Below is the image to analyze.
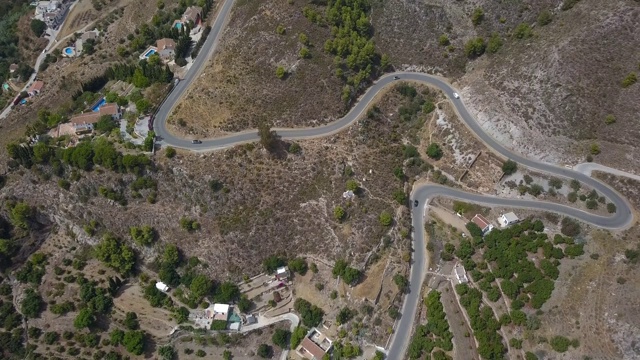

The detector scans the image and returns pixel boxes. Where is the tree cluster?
[320,0,385,101]
[332,259,361,285]
[294,298,324,327]
[95,234,136,275]
[105,61,173,88]
[407,290,453,359]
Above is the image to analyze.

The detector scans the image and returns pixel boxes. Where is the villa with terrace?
[35,0,71,29]
[70,102,121,127]
[156,38,176,61]
[28,81,44,97]
[173,6,203,29]
[140,38,178,62]
[296,328,333,360]
[62,30,100,57]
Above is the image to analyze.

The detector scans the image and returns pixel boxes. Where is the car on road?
[393,76,400,80]
[191,140,202,144]
[453,92,460,99]
[414,200,419,207]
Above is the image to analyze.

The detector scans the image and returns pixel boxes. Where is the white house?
[155,282,169,292]
[453,264,468,284]
[499,212,519,227]
[212,303,230,321]
[276,266,290,281]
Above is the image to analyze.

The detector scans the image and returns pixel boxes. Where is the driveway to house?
[241,312,300,360]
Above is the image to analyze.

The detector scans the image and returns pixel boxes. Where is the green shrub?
[622,72,637,88]
[604,114,616,125]
[487,33,503,54]
[537,10,553,26]
[464,37,486,58]
[513,23,533,39]
[502,160,518,175]
[379,211,393,226]
[471,7,484,26]
[165,147,176,158]
[550,335,571,352]
[393,189,407,204]
[426,143,443,160]
[438,34,450,46]
[276,66,286,79]
[561,0,582,11]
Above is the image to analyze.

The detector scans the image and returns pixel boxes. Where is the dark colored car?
[191,140,202,144]
[393,76,400,80]
[414,200,419,207]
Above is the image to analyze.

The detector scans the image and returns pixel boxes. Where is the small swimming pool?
[63,46,75,56]
[92,98,106,112]
[143,48,157,58]
[20,99,27,105]
[174,22,183,30]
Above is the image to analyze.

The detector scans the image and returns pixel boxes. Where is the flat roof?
[213,303,229,313]
[503,212,519,221]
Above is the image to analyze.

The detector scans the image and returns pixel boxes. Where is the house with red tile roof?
[471,214,494,235]
[69,103,121,127]
[28,81,44,97]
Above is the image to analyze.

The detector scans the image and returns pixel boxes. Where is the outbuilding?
[155,282,169,292]
[499,212,519,227]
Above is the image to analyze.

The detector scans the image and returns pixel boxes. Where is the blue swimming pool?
[143,48,157,58]
[174,22,183,30]
[63,46,76,57]
[92,98,106,112]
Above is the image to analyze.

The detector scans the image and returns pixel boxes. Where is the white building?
[276,266,290,281]
[212,303,230,321]
[155,282,169,292]
[499,212,519,227]
[453,264,468,284]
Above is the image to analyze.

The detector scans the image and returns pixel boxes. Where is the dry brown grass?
[113,284,177,338]
[168,0,344,138]
[352,254,388,302]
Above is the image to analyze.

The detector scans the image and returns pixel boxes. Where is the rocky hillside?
[373,0,640,169]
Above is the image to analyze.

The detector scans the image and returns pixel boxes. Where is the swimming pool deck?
[139,46,158,60]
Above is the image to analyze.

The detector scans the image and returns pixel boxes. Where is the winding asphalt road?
[153,0,634,358]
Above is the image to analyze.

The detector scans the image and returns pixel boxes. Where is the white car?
[453,92,460,99]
